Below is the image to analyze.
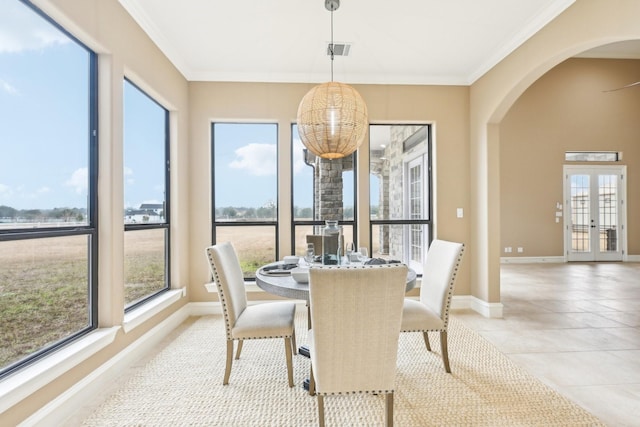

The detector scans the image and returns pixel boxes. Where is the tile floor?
[455,262,640,427]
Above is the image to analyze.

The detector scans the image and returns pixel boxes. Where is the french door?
[564,165,626,262]
[405,155,427,271]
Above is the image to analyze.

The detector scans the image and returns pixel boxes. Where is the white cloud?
[0,1,69,54]
[124,166,135,185]
[292,138,308,175]
[65,168,88,194]
[229,143,276,176]
[36,186,50,194]
[0,78,18,95]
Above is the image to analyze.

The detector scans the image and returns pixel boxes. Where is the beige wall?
[6,0,640,424]
[188,82,471,302]
[501,58,640,257]
[4,0,190,424]
[470,0,640,302]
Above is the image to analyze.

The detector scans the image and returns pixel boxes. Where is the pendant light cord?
[330,8,334,82]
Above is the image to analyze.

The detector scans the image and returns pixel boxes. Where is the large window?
[0,0,98,377]
[212,123,278,279]
[369,124,432,274]
[123,79,170,309]
[291,124,356,257]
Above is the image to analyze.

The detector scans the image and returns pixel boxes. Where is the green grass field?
[0,233,165,369]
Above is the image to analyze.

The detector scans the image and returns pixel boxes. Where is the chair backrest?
[309,264,407,394]
[420,240,465,326]
[206,242,248,339]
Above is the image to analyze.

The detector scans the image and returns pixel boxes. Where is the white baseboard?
[450,295,473,310]
[23,305,191,427]
[188,301,221,316]
[451,295,503,318]
[502,255,640,263]
[501,256,565,264]
[470,297,504,318]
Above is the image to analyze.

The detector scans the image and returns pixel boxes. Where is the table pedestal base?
[299,345,311,391]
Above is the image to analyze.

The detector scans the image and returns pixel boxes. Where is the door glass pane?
[599,175,617,252]
[371,223,427,275]
[570,174,590,252]
[408,161,423,263]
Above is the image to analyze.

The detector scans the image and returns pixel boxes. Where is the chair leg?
[440,330,451,373]
[422,331,432,351]
[309,366,316,396]
[284,337,294,387]
[235,339,243,360]
[223,340,234,385]
[385,392,394,427]
[317,394,325,427]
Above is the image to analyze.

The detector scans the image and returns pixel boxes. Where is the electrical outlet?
[504,247,512,253]
[517,247,523,253]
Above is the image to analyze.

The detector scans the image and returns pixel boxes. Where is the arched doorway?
[469,0,640,317]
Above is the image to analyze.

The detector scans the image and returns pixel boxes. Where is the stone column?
[315,158,344,221]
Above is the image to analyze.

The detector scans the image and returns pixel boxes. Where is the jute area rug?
[80,312,604,426]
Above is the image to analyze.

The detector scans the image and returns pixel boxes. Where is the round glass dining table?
[255,262,417,301]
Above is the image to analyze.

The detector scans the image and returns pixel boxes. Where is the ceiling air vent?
[327,43,351,56]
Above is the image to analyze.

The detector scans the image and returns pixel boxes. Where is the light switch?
[456,208,463,218]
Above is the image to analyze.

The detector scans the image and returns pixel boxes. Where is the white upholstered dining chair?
[400,239,464,373]
[307,264,407,427]
[206,242,297,387]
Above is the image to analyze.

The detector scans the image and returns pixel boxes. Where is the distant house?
[125,203,164,223]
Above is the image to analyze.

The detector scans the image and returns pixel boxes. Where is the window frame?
[0,0,99,378]
[210,122,279,281]
[368,124,433,275]
[290,123,358,255]
[122,78,171,312]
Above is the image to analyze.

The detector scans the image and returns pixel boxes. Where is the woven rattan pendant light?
[296,0,368,159]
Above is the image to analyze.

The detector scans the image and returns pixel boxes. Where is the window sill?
[123,288,185,333]
[0,326,120,414]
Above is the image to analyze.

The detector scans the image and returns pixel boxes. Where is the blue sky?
[0,0,367,213]
[0,0,89,211]
[123,80,167,210]
[213,123,318,209]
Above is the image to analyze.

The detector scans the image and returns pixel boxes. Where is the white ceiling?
[118,0,588,86]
